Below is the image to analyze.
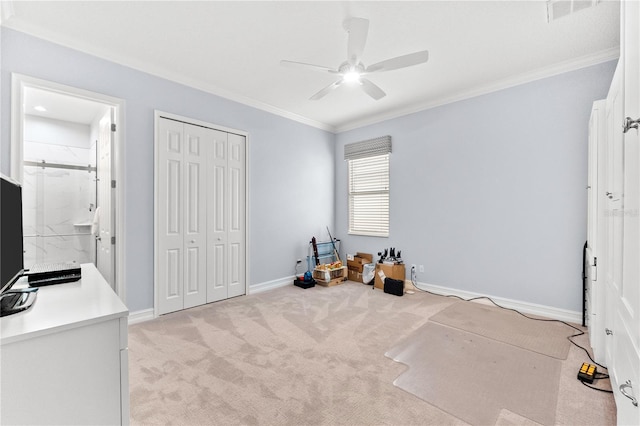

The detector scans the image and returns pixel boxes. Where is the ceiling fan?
[281,17,429,101]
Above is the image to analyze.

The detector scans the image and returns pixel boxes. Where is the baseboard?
[133,277,580,324]
[128,308,155,324]
[249,275,294,295]
[128,278,295,321]
[405,280,582,324]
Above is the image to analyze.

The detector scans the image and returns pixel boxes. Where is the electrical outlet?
[411,264,417,272]
[419,265,424,273]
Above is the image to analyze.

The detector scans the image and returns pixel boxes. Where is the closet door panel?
[183,124,208,308]
[157,119,185,315]
[207,130,229,303]
[227,134,246,298]
[166,248,181,298]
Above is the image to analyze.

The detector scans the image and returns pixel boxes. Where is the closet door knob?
[623,117,640,133]
[189,239,195,244]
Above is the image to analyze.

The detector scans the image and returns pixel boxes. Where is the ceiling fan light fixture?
[281,16,429,101]
[343,70,361,83]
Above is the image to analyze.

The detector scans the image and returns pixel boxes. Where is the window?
[345,136,391,237]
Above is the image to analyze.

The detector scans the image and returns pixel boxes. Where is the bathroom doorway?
[11,74,125,299]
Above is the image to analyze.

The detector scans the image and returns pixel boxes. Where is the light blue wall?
[1,28,335,312]
[1,27,617,314]
[335,60,616,312]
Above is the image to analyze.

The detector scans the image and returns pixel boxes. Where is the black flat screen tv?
[1,174,25,294]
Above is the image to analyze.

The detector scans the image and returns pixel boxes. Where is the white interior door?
[157,118,208,314]
[603,62,624,371]
[157,115,246,314]
[207,131,246,302]
[157,118,185,315]
[227,133,246,299]
[96,109,114,288]
[612,1,640,422]
[207,130,228,303]
[182,124,208,309]
[587,100,606,362]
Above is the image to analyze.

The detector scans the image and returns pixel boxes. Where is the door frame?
[153,110,250,318]
[10,73,127,302]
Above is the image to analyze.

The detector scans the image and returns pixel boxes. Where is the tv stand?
[0,287,38,317]
[0,264,129,425]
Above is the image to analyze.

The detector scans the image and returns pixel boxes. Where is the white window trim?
[344,136,391,237]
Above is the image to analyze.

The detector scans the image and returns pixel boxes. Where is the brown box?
[347,252,373,272]
[374,263,406,290]
[347,269,363,282]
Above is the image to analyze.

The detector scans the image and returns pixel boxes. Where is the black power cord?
[409,266,614,394]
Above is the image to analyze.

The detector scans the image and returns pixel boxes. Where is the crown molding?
[334,46,620,133]
[2,22,617,135]
[1,22,335,133]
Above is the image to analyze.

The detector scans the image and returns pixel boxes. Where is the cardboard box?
[374,263,405,290]
[347,269,363,282]
[347,252,373,272]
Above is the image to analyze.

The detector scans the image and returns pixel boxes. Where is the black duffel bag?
[384,277,404,296]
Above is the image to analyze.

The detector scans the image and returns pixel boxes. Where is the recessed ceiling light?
[34,105,47,112]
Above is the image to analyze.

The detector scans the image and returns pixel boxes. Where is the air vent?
[547,0,600,22]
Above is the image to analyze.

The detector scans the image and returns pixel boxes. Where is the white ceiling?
[24,87,107,125]
[2,1,620,132]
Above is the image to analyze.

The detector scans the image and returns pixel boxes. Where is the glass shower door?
[22,162,96,268]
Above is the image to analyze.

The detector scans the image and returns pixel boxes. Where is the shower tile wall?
[22,115,96,268]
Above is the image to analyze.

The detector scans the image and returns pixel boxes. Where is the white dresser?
[1,264,129,425]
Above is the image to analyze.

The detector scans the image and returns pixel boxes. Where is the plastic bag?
[362,263,375,285]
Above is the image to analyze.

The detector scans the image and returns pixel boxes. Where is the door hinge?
[111,180,116,188]
[111,123,117,132]
[593,257,597,267]
[111,236,116,245]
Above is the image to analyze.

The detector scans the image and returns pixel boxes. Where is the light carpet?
[385,322,561,425]
[128,282,616,425]
[430,301,572,359]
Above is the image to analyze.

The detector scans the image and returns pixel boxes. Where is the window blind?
[347,153,390,237]
[344,135,392,160]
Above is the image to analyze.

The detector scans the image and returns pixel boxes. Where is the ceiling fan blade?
[310,80,343,100]
[360,78,386,100]
[280,60,339,74]
[366,50,429,73]
[344,17,369,66]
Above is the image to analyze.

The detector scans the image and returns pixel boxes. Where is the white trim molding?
[128,309,155,325]
[405,280,582,324]
[10,73,127,304]
[153,110,250,317]
[249,276,294,295]
[336,47,620,133]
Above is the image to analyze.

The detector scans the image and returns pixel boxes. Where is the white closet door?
[206,131,246,302]
[182,124,208,309]
[613,1,640,422]
[157,119,208,314]
[227,133,246,298]
[207,130,229,303]
[157,119,184,314]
